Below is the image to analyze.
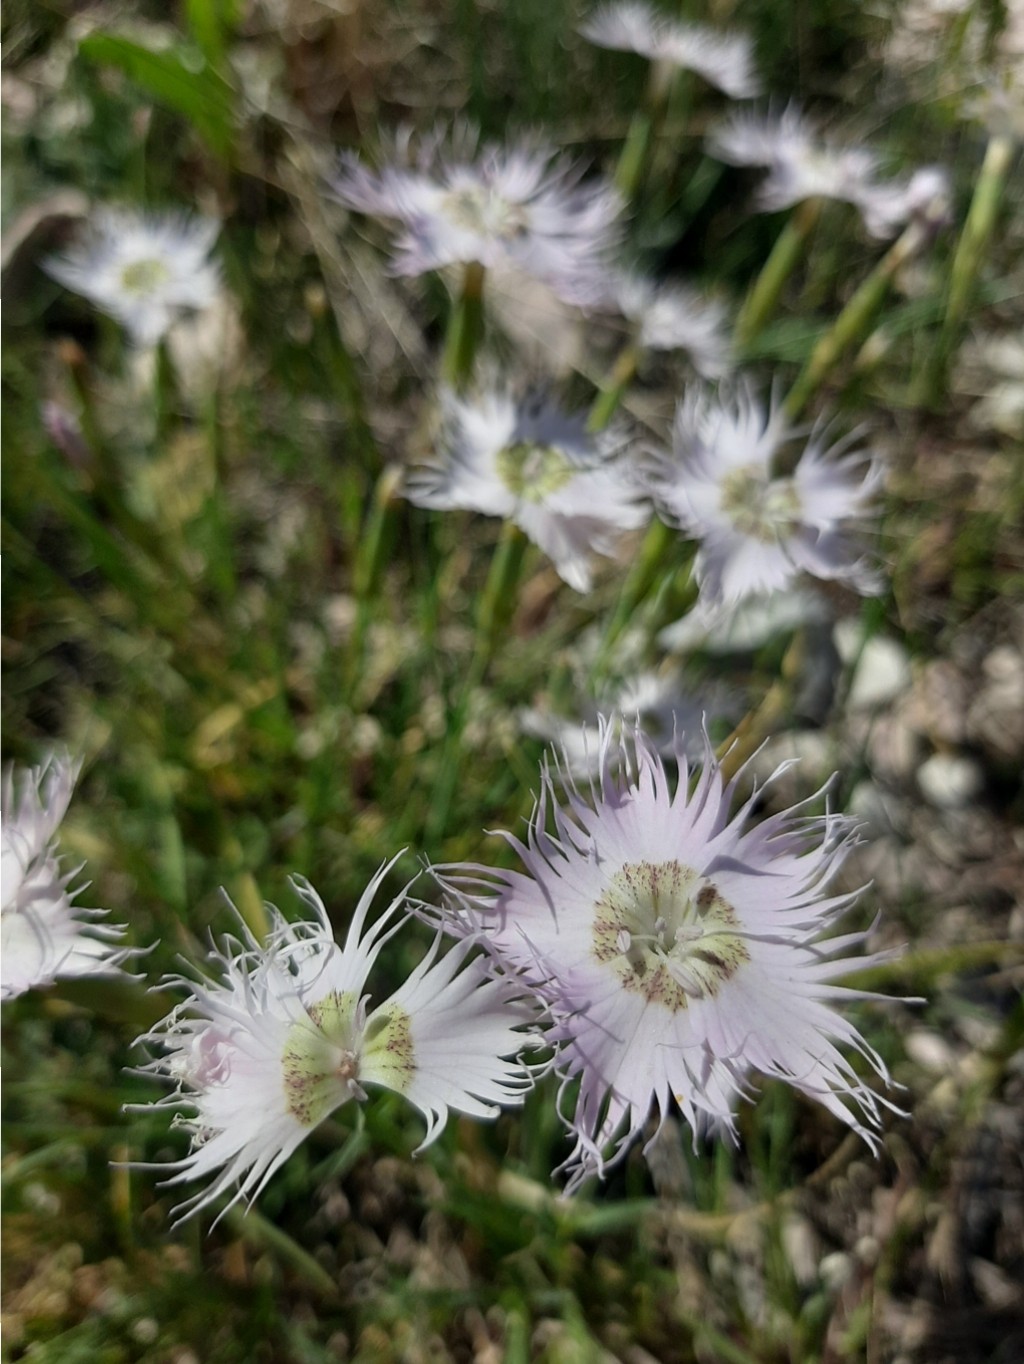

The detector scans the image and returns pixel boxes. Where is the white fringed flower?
[439,726,899,1192]
[133,866,532,1221]
[581,3,760,98]
[406,390,650,592]
[331,127,623,305]
[613,273,733,377]
[708,106,933,238]
[2,752,133,1000]
[644,383,883,614]
[45,208,221,347]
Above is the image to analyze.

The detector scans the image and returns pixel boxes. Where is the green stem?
[424,522,528,845]
[154,338,177,445]
[592,519,681,681]
[615,111,654,201]
[734,198,822,349]
[587,345,639,432]
[471,521,529,679]
[916,133,1016,406]
[346,464,403,695]
[784,219,927,420]
[441,260,486,387]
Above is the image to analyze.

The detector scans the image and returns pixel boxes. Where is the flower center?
[281,990,366,1128]
[496,441,575,500]
[440,186,529,241]
[719,464,803,542]
[591,859,749,1010]
[119,257,171,296]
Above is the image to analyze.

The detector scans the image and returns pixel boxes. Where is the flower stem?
[783,219,927,420]
[472,520,529,680]
[441,260,486,387]
[716,629,804,781]
[734,198,822,349]
[915,133,1016,406]
[345,464,403,697]
[587,345,639,432]
[615,111,654,201]
[424,522,528,845]
[592,519,680,680]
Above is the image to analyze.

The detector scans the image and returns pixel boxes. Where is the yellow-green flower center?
[281,990,414,1128]
[591,860,749,1010]
[496,441,575,500]
[119,257,172,296]
[720,464,803,542]
[441,186,529,241]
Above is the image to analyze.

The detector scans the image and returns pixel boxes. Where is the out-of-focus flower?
[612,273,733,378]
[580,3,760,99]
[438,725,899,1191]
[1,752,133,1000]
[659,586,831,655]
[133,867,532,1221]
[708,106,937,238]
[857,166,952,240]
[521,669,737,777]
[45,208,221,347]
[644,383,883,614]
[406,389,650,592]
[329,126,623,305]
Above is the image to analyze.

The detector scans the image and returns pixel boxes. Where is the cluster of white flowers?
[20,0,936,1224]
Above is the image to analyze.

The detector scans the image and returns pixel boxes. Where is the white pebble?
[917,753,984,809]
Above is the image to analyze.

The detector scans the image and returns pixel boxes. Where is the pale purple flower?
[644,383,883,614]
[406,389,650,592]
[330,127,623,305]
[132,865,531,1221]
[438,726,899,1191]
[708,106,933,238]
[613,272,733,377]
[2,752,134,1000]
[45,208,221,346]
[581,3,760,99]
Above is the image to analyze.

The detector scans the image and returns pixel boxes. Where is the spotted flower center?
[440,186,529,241]
[119,257,172,296]
[591,860,749,1010]
[719,464,803,542]
[496,441,575,500]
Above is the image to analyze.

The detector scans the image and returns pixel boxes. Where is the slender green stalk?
[734,198,822,349]
[615,111,654,201]
[784,219,927,420]
[716,628,804,781]
[346,464,403,695]
[591,519,683,682]
[613,59,679,202]
[154,338,177,445]
[442,260,486,387]
[916,133,1016,406]
[587,344,639,432]
[424,522,529,845]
